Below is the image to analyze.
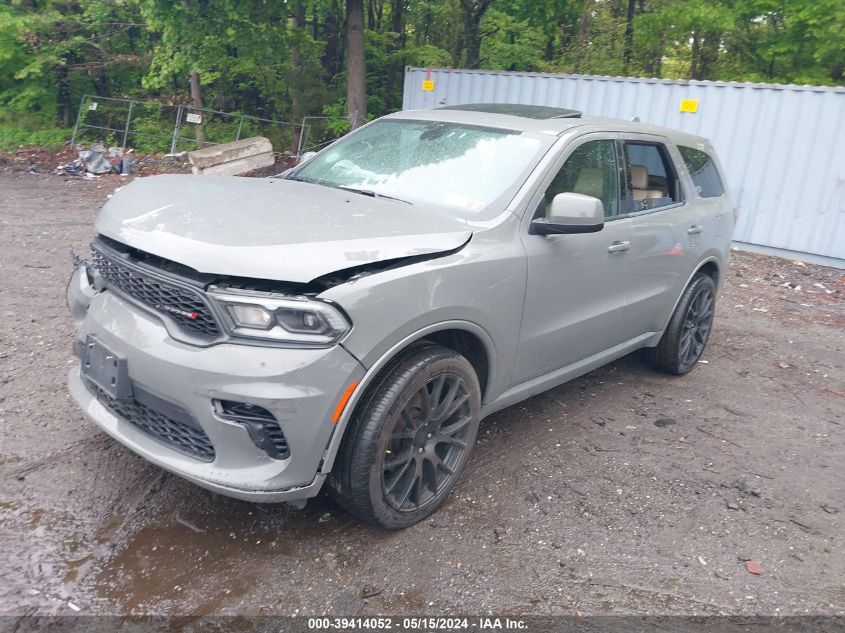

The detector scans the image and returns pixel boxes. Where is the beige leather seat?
[630,164,663,201]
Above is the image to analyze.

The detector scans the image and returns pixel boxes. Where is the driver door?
[513,135,638,384]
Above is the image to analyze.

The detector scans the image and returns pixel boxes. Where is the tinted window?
[621,142,681,213]
[679,146,724,198]
[545,140,619,218]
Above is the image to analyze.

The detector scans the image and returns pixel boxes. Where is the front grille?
[85,379,216,462]
[91,245,220,340]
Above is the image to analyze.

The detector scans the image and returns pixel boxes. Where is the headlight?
[210,290,351,346]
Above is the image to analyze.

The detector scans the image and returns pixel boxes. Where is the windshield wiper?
[338,185,413,205]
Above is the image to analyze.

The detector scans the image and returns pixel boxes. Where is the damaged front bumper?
[67,266,365,502]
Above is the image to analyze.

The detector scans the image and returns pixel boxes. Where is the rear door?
[513,134,639,384]
[677,144,734,253]
[614,135,703,336]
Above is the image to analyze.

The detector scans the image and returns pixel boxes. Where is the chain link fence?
[70,95,327,159]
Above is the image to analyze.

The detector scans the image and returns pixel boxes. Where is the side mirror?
[531,192,605,235]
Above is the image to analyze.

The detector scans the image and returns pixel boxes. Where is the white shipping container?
[403,67,845,267]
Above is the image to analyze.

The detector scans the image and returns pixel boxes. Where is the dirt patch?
[0,169,842,616]
[0,143,295,179]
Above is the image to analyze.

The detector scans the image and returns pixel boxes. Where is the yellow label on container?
[680,99,699,113]
[422,80,435,92]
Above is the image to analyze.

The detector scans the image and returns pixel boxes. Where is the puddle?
[0,503,103,611]
[92,494,379,615]
[96,508,303,613]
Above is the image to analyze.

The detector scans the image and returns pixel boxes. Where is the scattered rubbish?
[790,517,813,532]
[726,501,740,510]
[82,150,115,174]
[23,264,51,269]
[118,157,134,176]
[813,282,834,295]
[697,556,707,566]
[360,584,382,599]
[625,425,638,430]
[744,560,762,575]
[654,418,676,428]
[791,260,807,267]
[318,512,332,523]
[67,600,81,611]
[821,505,839,514]
[175,516,205,534]
[777,361,791,369]
[698,359,709,364]
[732,481,761,497]
[697,426,744,448]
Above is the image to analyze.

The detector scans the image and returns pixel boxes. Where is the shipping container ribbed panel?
[403,67,845,265]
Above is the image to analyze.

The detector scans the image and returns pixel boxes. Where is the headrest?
[630,164,648,189]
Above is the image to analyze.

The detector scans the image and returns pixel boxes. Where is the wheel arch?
[320,320,496,474]
[649,255,722,346]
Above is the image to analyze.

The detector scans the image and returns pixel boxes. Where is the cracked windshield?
[291,119,551,219]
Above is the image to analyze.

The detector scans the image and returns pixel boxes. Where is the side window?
[621,142,680,213]
[544,140,619,218]
[679,146,724,198]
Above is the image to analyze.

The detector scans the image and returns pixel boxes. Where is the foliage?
[0,0,842,144]
[0,123,70,149]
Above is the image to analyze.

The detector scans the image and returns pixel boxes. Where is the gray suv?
[67,104,733,528]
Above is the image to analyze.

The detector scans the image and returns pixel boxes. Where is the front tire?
[329,343,481,529]
[648,272,717,375]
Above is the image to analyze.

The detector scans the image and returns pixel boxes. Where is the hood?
[95,175,472,283]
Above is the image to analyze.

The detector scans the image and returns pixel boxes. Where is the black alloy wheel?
[328,343,481,529]
[647,272,717,375]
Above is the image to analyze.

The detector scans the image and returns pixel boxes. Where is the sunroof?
[437,103,582,119]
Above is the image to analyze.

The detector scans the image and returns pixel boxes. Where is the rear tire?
[647,273,717,375]
[329,343,481,529]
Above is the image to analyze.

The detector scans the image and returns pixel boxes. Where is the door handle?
[607,240,631,253]
[687,224,703,234]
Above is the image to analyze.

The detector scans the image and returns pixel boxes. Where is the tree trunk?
[573,0,592,73]
[544,35,555,62]
[322,0,342,78]
[188,69,207,146]
[623,0,636,74]
[390,0,404,41]
[375,0,385,30]
[57,63,71,128]
[464,13,482,68]
[290,0,307,153]
[460,0,493,69]
[346,0,366,129]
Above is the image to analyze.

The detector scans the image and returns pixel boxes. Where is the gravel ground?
[0,169,843,617]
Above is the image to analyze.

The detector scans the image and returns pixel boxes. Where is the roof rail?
[437,103,582,120]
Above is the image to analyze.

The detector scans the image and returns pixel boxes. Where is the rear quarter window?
[679,146,724,198]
